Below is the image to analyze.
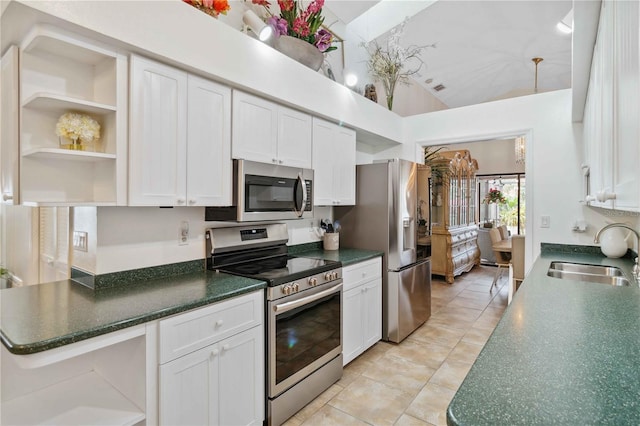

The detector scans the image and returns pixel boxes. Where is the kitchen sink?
[547,262,630,287]
[548,262,624,277]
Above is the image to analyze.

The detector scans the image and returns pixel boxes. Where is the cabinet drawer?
[159,290,263,364]
[343,257,382,292]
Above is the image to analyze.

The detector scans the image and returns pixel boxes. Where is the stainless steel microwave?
[205,160,313,222]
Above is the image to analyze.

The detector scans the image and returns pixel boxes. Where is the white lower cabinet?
[158,291,264,426]
[342,257,382,365]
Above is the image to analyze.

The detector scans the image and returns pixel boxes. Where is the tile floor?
[283,265,509,426]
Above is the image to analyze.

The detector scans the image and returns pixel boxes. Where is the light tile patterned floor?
[283,265,508,426]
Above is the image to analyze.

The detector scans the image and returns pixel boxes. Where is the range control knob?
[324,273,332,281]
[292,283,299,292]
[331,271,339,280]
[308,277,318,286]
[281,284,292,295]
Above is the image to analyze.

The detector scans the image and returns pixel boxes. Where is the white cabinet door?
[1,46,19,205]
[332,126,356,205]
[232,91,278,164]
[342,285,365,366]
[277,106,312,169]
[159,344,217,426]
[363,278,382,349]
[312,118,356,206]
[612,0,640,211]
[160,326,263,426]
[186,75,232,206]
[129,55,188,206]
[311,118,335,206]
[218,326,264,426]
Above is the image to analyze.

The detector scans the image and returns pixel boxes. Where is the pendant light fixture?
[532,57,543,93]
[514,58,543,165]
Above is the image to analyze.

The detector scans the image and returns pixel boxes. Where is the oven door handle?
[274,282,342,314]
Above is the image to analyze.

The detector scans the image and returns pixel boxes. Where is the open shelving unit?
[1,326,147,425]
[18,24,126,205]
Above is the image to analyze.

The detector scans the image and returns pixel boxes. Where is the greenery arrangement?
[363,20,434,110]
[251,0,337,53]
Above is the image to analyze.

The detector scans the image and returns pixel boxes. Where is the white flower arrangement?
[55,112,101,143]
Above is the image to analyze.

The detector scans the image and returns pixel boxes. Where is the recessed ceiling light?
[556,21,572,34]
[557,9,573,34]
[425,78,433,84]
[433,84,446,92]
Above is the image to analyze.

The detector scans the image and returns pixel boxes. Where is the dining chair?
[508,235,525,303]
[498,225,509,240]
[489,228,510,292]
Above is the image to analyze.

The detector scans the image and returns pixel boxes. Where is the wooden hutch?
[429,150,480,284]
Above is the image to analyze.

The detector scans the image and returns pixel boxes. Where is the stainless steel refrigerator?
[335,159,431,343]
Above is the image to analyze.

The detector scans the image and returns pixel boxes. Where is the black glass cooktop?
[221,255,340,286]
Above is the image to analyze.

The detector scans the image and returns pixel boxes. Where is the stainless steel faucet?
[594,223,640,281]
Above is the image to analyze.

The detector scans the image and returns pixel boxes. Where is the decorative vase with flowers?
[250,0,337,70]
[363,20,434,110]
[56,112,101,152]
[182,0,230,18]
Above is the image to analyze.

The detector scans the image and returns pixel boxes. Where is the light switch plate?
[541,215,551,228]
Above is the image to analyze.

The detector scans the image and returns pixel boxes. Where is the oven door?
[239,160,313,221]
[267,280,342,398]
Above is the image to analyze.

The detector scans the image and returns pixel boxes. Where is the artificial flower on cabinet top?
[183,0,230,17]
[251,0,337,53]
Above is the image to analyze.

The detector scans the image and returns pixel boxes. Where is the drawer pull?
[222,344,230,352]
[211,348,219,357]
[215,319,224,327]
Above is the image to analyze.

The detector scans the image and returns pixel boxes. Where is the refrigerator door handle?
[389,258,430,273]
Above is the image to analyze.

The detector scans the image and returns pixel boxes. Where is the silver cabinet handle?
[188,199,196,205]
[2,194,13,201]
[177,199,185,205]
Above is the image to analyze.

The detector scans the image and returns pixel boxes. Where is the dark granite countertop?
[293,247,383,266]
[1,271,265,355]
[447,248,640,425]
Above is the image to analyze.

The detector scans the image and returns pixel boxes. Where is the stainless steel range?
[206,224,343,426]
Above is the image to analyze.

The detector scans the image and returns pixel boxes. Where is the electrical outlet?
[73,231,88,252]
[179,221,189,245]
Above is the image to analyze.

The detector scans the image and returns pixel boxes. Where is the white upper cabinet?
[129,55,231,206]
[1,46,20,205]
[612,0,640,210]
[232,90,312,169]
[17,25,127,206]
[584,0,640,211]
[186,74,232,206]
[312,117,356,206]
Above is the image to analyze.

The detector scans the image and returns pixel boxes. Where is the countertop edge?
[2,281,267,355]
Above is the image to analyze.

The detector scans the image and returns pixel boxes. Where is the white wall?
[91,206,331,275]
[403,89,631,267]
[373,79,449,117]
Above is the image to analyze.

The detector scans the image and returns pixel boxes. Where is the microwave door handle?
[294,174,307,218]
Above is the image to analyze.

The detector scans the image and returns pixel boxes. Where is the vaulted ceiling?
[325,0,573,109]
